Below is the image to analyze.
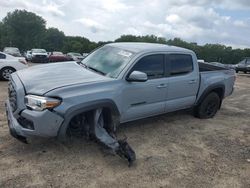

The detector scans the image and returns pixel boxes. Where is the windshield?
[32,49,46,53]
[81,46,134,78]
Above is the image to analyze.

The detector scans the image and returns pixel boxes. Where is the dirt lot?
[0,73,249,188]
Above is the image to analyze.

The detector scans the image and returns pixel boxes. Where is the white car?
[31,49,49,63]
[0,52,28,80]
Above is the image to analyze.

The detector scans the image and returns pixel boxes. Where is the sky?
[0,0,250,48]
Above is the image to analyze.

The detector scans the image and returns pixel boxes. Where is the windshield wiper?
[87,66,106,75]
[78,62,106,75]
[78,62,87,67]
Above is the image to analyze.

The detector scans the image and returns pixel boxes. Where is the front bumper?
[5,100,28,143]
[32,56,48,63]
[5,99,64,142]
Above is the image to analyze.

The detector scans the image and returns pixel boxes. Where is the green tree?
[1,9,46,51]
[42,28,65,52]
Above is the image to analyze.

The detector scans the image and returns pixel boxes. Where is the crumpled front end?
[5,74,64,142]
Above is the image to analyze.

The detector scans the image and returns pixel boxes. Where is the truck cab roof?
[107,42,193,54]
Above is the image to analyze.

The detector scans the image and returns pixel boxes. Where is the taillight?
[18,59,27,65]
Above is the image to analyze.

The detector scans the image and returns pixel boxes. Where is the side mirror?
[127,71,148,82]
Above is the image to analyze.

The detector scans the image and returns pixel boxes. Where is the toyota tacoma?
[5,42,236,165]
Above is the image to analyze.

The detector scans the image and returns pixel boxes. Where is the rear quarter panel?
[196,70,235,104]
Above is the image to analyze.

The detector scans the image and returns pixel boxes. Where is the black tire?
[236,70,239,73]
[244,71,247,74]
[0,67,16,81]
[194,92,220,119]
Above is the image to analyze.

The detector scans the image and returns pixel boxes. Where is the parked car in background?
[82,53,89,58]
[24,50,32,61]
[0,51,28,80]
[31,49,49,63]
[49,51,73,62]
[197,59,205,63]
[235,58,250,73]
[67,52,85,62]
[3,47,22,57]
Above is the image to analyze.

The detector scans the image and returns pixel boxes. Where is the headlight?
[25,95,61,111]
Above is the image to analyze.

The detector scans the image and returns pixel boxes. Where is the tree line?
[0,9,249,64]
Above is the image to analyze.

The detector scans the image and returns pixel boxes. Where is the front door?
[120,54,168,122]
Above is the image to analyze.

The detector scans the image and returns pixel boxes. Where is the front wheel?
[194,92,220,119]
[0,67,16,81]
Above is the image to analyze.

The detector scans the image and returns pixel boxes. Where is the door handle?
[188,80,197,84]
[157,84,167,88]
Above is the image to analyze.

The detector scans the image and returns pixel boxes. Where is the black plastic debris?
[91,108,136,166]
[69,108,136,166]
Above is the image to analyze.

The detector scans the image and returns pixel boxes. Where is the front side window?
[0,53,6,59]
[169,54,193,76]
[131,54,164,79]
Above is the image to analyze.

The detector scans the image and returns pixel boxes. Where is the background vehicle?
[49,51,73,62]
[82,53,89,58]
[3,47,22,57]
[31,49,49,63]
[235,58,250,73]
[5,42,235,143]
[67,52,85,62]
[24,50,32,61]
[0,51,28,80]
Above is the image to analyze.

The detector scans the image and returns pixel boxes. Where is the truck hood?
[16,62,110,95]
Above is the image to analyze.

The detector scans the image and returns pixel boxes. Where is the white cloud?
[74,18,106,33]
[166,14,181,24]
[0,0,250,48]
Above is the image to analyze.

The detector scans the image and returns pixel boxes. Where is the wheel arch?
[196,84,225,107]
[0,66,16,72]
[56,99,120,141]
[0,66,17,80]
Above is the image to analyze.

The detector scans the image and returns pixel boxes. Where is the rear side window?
[169,54,193,76]
[132,54,164,79]
[0,53,6,59]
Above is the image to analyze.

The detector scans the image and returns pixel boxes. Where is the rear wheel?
[194,92,220,119]
[0,67,16,81]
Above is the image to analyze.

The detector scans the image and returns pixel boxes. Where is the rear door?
[165,53,199,112]
[120,54,168,122]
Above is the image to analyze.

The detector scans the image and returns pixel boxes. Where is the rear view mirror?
[127,71,148,82]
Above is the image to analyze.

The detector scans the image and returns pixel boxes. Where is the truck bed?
[198,62,228,72]
[196,62,235,104]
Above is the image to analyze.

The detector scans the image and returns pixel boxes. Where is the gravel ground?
[0,71,249,188]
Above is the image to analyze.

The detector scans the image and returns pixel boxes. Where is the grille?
[8,81,17,112]
[35,55,46,58]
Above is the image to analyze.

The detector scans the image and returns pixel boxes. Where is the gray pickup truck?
[5,42,235,165]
